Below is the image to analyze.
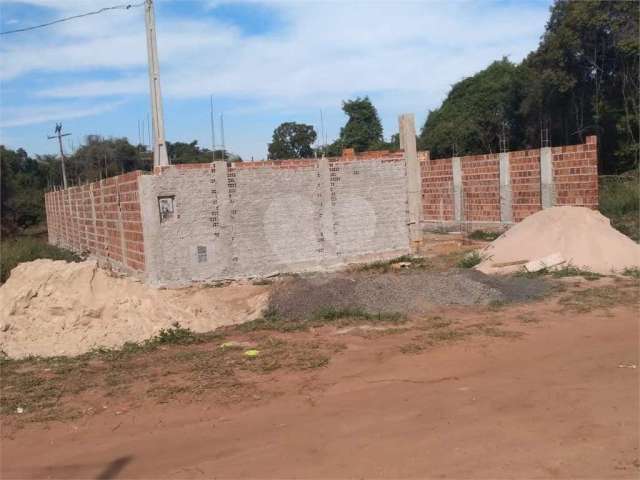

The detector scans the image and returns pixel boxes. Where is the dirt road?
[2,291,639,479]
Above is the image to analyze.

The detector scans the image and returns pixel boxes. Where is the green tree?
[419,1,638,173]
[339,97,384,152]
[419,58,523,158]
[520,0,639,173]
[1,146,51,233]
[268,122,317,159]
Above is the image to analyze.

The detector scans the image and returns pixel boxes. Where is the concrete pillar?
[317,157,338,263]
[399,113,423,251]
[540,147,554,208]
[499,152,512,222]
[213,161,234,272]
[451,156,463,223]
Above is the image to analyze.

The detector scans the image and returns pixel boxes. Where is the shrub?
[457,251,482,268]
[1,237,81,283]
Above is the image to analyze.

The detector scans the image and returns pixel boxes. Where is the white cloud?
[4,1,548,103]
[0,100,125,127]
[1,0,551,158]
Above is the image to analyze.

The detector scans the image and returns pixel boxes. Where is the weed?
[468,230,501,241]
[515,265,602,281]
[457,251,483,269]
[153,323,200,345]
[622,267,640,279]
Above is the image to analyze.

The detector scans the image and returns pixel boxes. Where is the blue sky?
[0,0,552,161]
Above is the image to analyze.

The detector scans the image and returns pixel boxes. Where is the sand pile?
[0,260,269,359]
[476,206,640,275]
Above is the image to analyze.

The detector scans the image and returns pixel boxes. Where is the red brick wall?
[44,171,145,272]
[552,135,598,208]
[420,136,599,224]
[461,153,501,222]
[510,148,542,222]
[421,155,455,222]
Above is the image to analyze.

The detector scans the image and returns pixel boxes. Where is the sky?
[0,0,553,161]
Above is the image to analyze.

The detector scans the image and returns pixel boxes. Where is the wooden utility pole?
[48,123,71,188]
[144,0,169,167]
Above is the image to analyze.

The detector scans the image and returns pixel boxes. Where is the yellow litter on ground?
[244,349,260,357]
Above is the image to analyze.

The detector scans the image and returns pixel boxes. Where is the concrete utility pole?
[48,123,71,188]
[210,95,216,162]
[144,0,169,167]
[399,113,423,251]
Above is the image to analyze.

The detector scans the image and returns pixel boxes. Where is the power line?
[0,2,145,35]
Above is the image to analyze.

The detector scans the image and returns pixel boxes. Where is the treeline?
[0,138,240,234]
[419,0,638,174]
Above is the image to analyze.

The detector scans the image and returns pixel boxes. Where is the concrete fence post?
[540,147,554,208]
[499,152,513,223]
[317,157,338,263]
[399,113,423,251]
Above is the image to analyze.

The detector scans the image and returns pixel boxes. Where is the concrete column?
[540,146,554,208]
[213,161,234,273]
[317,157,337,263]
[499,152,513,222]
[399,113,423,251]
[451,156,463,223]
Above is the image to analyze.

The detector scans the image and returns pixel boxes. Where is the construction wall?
[138,153,410,285]
[45,171,145,273]
[420,135,599,228]
[44,133,599,286]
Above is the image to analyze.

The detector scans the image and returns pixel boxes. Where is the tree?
[339,97,384,152]
[1,146,51,233]
[418,0,639,173]
[419,58,523,158]
[268,122,317,159]
[519,0,639,173]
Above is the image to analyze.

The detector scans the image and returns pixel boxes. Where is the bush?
[457,251,483,269]
[0,237,81,283]
[599,172,639,241]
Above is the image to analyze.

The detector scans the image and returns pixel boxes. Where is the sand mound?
[476,206,640,275]
[0,259,269,359]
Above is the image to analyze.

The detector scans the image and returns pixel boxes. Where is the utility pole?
[220,113,226,160]
[48,123,71,188]
[144,0,169,167]
[210,95,216,162]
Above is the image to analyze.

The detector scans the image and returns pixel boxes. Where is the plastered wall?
[138,154,410,286]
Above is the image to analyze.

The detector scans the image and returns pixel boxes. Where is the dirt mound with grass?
[476,206,640,275]
[0,259,269,359]
[268,270,548,320]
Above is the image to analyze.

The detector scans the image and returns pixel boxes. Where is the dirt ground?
[1,273,638,479]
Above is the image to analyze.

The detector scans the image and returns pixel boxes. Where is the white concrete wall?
[139,157,410,286]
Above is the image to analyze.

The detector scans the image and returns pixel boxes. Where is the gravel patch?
[269,270,549,320]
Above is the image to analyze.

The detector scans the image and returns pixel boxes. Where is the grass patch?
[515,265,603,281]
[1,236,82,283]
[600,172,639,242]
[355,255,428,273]
[237,306,406,333]
[457,251,483,269]
[558,285,639,312]
[468,230,501,241]
[1,322,340,423]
